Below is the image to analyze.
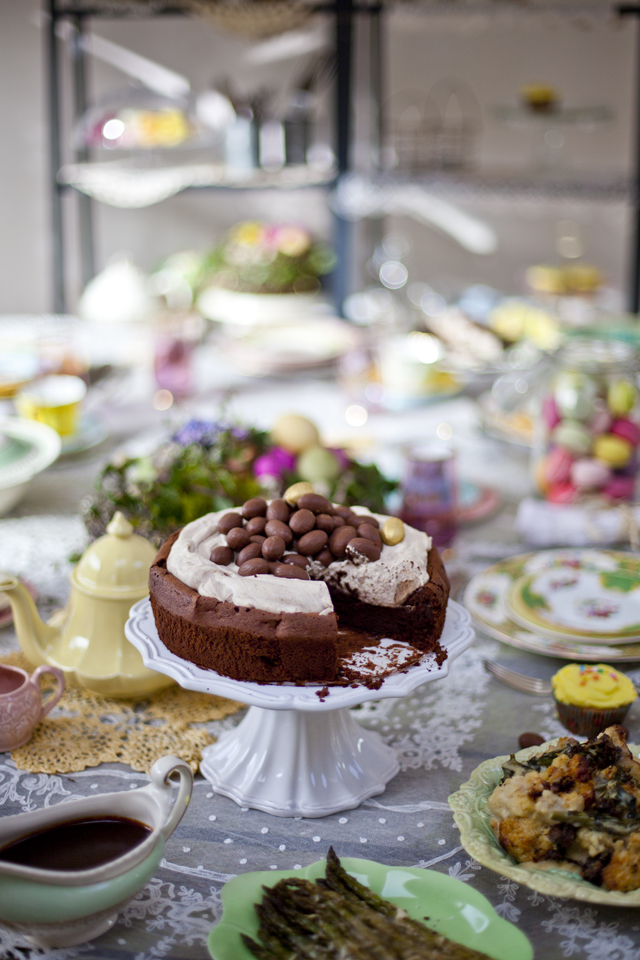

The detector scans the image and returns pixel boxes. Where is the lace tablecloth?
[2,514,640,960]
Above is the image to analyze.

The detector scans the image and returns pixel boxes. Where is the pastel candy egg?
[608,378,637,417]
[544,446,573,485]
[570,457,611,490]
[590,404,612,434]
[555,374,596,421]
[547,481,578,504]
[534,458,550,494]
[602,475,636,500]
[551,420,592,456]
[611,418,640,447]
[542,395,561,430]
[593,433,633,468]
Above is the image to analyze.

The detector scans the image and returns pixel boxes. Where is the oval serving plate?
[449,740,640,907]
[207,856,533,960]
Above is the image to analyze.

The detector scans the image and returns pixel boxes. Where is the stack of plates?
[463,548,640,662]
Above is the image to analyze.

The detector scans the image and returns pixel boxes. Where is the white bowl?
[0,417,61,515]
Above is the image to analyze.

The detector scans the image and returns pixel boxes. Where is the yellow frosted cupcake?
[552,663,637,737]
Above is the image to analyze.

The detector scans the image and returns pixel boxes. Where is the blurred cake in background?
[197,221,335,324]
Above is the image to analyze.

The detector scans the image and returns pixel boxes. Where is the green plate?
[449,741,640,907]
[207,856,533,960]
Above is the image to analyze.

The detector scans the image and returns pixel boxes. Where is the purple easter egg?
[602,474,636,501]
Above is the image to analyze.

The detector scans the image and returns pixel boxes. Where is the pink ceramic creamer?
[0,664,65,751]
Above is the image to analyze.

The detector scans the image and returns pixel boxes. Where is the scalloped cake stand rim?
[125,599,475,713]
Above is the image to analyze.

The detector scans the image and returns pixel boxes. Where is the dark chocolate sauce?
[0,816,152,871]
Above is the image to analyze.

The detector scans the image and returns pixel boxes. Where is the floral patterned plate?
[463,549,640,662]
[506,557,640,643]
[207,856,533,960]
[449,740,640,906]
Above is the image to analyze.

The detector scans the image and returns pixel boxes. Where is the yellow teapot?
[0,512,173,698]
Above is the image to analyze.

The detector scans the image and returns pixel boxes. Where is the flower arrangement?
[201,221,335,295]
[82,416,396,546]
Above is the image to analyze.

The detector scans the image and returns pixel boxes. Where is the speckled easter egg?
[551,420,592,456]
[570,457,611,490]
[555,373,596,421]
[593,433,633,468]
[296,445,341,482]
[547,481,578,504]
[610,418,640,447]
[602,475,636,500]
[544,446,573,485]
[271,415,320,453]
[607,379,637,417]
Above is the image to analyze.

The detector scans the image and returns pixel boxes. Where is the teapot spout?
[0,575,58,666]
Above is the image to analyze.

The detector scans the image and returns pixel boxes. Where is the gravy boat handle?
[149,755,194,840]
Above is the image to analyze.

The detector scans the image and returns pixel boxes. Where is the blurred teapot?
[0,512,172,698]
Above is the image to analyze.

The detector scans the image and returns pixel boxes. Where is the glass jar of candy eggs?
[533,337,640,504]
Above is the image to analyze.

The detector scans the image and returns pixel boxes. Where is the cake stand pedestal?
[125,599,474,818]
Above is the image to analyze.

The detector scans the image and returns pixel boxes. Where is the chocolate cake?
[148,492,450,685]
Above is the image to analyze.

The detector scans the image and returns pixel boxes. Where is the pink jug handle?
[31,664,66,719]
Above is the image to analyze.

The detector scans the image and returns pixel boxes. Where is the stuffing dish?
[487,725,640,891]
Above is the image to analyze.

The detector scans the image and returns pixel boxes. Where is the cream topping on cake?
[166,506,431,615]
[311,508,431,606]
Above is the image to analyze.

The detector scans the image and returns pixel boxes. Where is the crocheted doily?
[1,651,244,774]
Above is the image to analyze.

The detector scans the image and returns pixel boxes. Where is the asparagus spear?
[243,851,495,960]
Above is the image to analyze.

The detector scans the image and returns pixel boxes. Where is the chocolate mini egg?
[551,420,592,456]
[271,414,320,454]
[570,457,611,490]
[593,433,633,468]
[608,379,637,417]
[611,418,640,447]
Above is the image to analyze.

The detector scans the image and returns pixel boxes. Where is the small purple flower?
[172,420,223,447]
[253,446,296,479]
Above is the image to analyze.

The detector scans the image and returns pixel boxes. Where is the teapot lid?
[73,512,157,598]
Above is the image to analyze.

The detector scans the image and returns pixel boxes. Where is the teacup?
[15,374,87,438]
[0,663,65,751]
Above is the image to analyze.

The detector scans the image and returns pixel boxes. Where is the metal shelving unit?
[46,0,640,314]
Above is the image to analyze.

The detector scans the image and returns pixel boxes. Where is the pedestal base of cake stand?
[199,704,399,818]
[125,598,475,819]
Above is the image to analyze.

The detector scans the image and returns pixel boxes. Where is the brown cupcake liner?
[554,697,631,738]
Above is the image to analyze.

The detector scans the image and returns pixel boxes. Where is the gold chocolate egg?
[381,517,405,545]
[283,481,315,505]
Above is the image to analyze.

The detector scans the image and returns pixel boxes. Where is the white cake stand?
[125,599,474,818]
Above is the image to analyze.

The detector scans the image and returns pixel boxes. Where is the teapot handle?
[149,755,194,840]
[31,664,65,719]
